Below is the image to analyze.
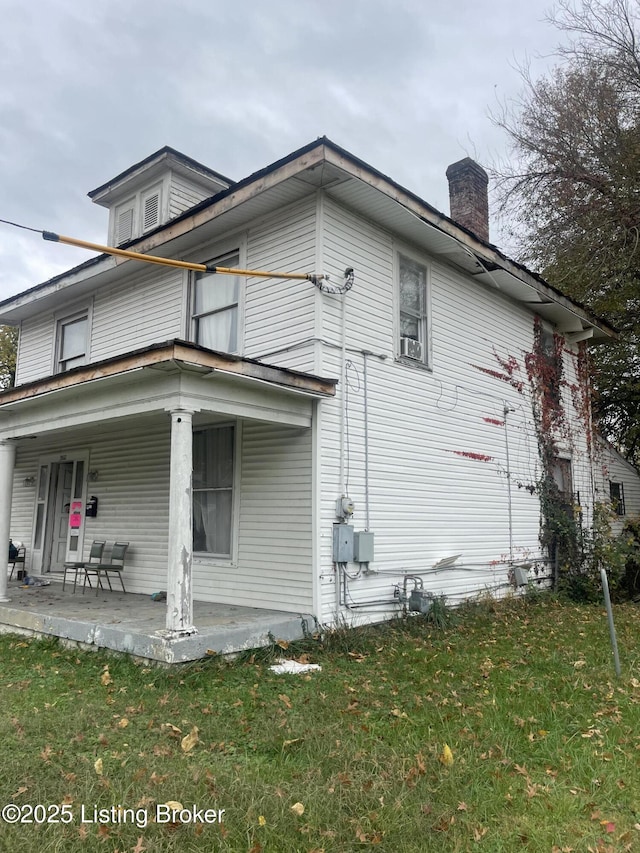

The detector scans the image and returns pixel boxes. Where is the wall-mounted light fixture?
[23,476,36,487]
[87,470,99,482]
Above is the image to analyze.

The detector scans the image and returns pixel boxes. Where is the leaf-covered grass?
[1,595,640,852]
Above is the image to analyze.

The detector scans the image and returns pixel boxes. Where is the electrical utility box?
[354,531,375,563]
[333,523,354,562]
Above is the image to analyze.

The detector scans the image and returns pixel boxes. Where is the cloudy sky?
[0,0,564,302]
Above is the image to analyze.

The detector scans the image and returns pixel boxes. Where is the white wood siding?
[12,417,314,611]
[244,197,317,371]
[168,172,213,220]
[194,421,313,612]
[11,421,171,592]
[91,266,184,361]
[15,313,55,385]
[597,439,640,525]
[9,443,43,574]
[317,200,598,624]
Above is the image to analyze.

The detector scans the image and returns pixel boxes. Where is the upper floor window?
[192,251,240,353]
[193,424,235,556]
[398,252,430,366]
[57,312,88,372]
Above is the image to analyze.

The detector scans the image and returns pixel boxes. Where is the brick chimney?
[445,157,489,243]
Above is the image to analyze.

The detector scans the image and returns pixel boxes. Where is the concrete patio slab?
[0,579,316,663]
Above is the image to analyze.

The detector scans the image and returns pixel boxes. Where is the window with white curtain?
[193,425,234,556]
[192,251,240,353]
[57,312,88,372]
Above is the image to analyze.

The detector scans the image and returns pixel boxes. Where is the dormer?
[88,146,233,246]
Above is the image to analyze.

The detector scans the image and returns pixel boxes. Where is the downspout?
[363,352,370,531]
[338,291,348,498]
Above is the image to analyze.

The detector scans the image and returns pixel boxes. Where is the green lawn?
[1,595,640,852]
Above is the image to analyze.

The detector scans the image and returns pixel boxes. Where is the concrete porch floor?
[0,578,316,663]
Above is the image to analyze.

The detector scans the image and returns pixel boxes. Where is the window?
[192,251,240,353]
[552,457,573,505]
[610,481,626,516]
[57,312,88,372]
[193,425,235,556]
[398,252,429,365]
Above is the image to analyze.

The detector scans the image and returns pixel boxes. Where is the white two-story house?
[0,138,617,643]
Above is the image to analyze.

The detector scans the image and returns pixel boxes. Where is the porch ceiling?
[0,340,335,439]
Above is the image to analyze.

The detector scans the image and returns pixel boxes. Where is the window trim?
[192,422,238,559]
[395,246,432,369]
[53,306,92,374]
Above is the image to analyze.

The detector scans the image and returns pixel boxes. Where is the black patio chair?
[8,545,26,580]
[83,542,129,595]
[63,540,105,592]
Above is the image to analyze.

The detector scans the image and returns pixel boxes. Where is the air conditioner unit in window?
[400,336,422,360]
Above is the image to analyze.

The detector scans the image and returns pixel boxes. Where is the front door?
[32,454,88,574]
[48,462,74,571]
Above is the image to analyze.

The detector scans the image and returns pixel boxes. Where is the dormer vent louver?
[117,208,133,244]
[143,192,160,231]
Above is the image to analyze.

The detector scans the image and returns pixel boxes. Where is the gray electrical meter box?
[354,531,375,563]
[333,523,354,562]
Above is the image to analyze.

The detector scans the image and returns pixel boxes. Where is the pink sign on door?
[69,501,83,529]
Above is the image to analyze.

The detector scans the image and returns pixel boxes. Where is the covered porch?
[0,578,315,663]
[0,341,335,656]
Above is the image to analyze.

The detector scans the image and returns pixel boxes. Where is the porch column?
[166,410,197,637]
[0,440,16,603]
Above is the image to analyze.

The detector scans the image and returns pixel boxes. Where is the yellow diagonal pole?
[42,231,322,282]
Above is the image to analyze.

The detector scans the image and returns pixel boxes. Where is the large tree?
[492,0,640,464]
[0,326,17,389]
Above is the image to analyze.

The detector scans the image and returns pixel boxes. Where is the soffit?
[323,175,612,340]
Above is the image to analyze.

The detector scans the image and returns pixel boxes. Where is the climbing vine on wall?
[472,317,602,595]
[522,317,581,581]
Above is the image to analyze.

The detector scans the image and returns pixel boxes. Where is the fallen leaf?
[439,744,454,766]
[290,802,305,816]
[100,668,113,686]
[163,801,183,811]
[117,718,129,729]
[94,758,103,776]
[279,694,292,709]
[131,837,146,853]
[258,815,266,826]
[181,726,199,753]
[150,772,168,784]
